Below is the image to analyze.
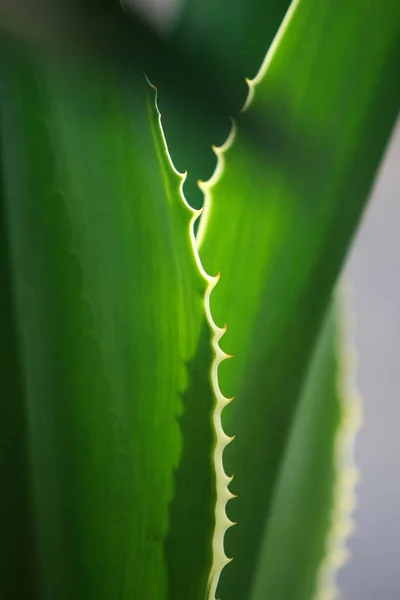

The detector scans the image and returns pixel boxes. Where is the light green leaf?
[0,42,215,600]
[197,0,399,598]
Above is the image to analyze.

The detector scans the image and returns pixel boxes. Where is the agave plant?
[0,0,398,599]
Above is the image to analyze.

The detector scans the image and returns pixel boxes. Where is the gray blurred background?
[339,120,400,599]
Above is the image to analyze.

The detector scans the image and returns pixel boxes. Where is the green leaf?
[0,42,215,600]
[249,295,361,600]
[197,0,399,598]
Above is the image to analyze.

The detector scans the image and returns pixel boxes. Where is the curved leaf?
[197,0,400,598]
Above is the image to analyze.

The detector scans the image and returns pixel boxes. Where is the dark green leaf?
[0,43,215,600]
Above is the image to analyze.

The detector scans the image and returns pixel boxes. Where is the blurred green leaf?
[0,0,290,211]
[175,0,291,90]
[0,0,254,153]
[250,296,360,600]
[0,155,39,597]
[0,42,215,600]
[197,0,399,598]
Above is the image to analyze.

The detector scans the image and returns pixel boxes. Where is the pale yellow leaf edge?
[313,284,363,600]
[193,1,304,597]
